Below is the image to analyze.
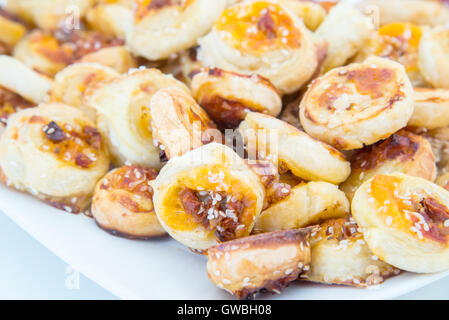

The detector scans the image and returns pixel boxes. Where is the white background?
[1,212,448,300]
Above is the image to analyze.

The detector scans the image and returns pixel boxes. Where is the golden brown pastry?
[85,2,133,38]
[409,88,449,130]
[303,218,400,287]
[84,68,190,168]
[198,0,318,94]
[78,46,137,74]
[152,143,265,250]
[91,165,166,239]
[436,172,449,191]
[352,173,449,273]
[341,130,437,201]
[206,228,312,299]
[0,8,26,54]
[50,62,120,121]
[0,102,109,213]
[355,22,426,86]
[149,87,221,159]
[126,0,227,60]
[254,181,349,233]
[300,56,414,150]
[276,0,326,31]
[191,67,282,128]
[239,112,351,184]
[418,27,449,89]
[418,127,449,175]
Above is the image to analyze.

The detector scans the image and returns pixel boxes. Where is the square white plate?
[1,183,448,300]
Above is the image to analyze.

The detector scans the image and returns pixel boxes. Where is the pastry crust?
[50,62,120,121]
[153,143,265,250]
[0,55,53,104]
[315,2,372,73]
[78,46,137,74]
[239,112,350,184]
[254,181,349,233]
[304,218,400,287]
[85,3,133,38]
[0,102,110,213]
[197,0,318,94]
[0,9,26,52]
[149,87,221,159]
[126,0,227,60]
[418,127,449,175]
[276,0,326,31]
[436,172,449,191]
[418,27,449,89]
[92,165,166,239]
[300,56,414,150]
[191,67,282,128]
[409,88,449,130]
[341,130,437,201]
[355,22,426,87]
[206,228,312,299]
[352,173,449,273]
[84,68,189,168]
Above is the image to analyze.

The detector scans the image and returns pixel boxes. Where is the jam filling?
[179,188,246,242]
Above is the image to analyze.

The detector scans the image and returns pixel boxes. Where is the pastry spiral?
[352,173,449,273]
[0,102,109,213]
[92,165,166,239]
[152,143,265,250]
[191,67,282,128]
[126,0,227,61]
[341,130,436,201]
[86,2,133,38]
[197,0,318,94]
[409,88,449,130]
[304,218,400,287]
[84,68,190,168]
[300,56,414,150]
[206,228,312,299]
[239,112,350,184]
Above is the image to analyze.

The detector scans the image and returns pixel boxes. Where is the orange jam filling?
[215,1,301,53]
[160,165,258,238]
[369,175,449,243]
[39,120,102,169]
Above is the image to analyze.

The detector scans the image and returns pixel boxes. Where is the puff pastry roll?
[254,181,349,233]
[4,0,95,31]
[0,103,109,213]
[315,2,372,73]
[198,0,318,94]
[149,87,221,159]
[352,173,449,273]
[0,9,26,54]
[239,112,350,184]
[357,0,449,27]
[86,3,133,38]
[92,165,166,239]
[341,130,436,201]
[50,63,120,121]
[179,47,203,85]
[300,56,414,150]
[153,143,265,250]
[13,29,124,76]
[276,0,326,31]
[126,0,227,61]
[206,228,312,299]
[436,172,449,191]
[303,218,400,287]
[78,46,137,74]
[191,68,282,128]
[419,127,449,176]
[409,88,449,130]
[355,22,425,87]
[418,27,449,89]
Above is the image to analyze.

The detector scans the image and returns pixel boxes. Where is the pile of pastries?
[1,0,449,299]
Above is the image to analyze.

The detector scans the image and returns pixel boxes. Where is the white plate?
[1,184,448,300]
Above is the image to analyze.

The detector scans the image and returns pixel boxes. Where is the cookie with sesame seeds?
[191,67,282,128]
[352,173,449,273]
[0,103,110,213]
[152,143,265,250]
[197,0,318,94]
[50,62,120,121]
[126,0,227,61]
[91,165,166,239]
[340,130,436,202]
[206,228,312,299]
[303,218,400,287]
[239,112,351,184]
[254,181,349,233]
[84,68,190,168]
[300,56,414,150]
